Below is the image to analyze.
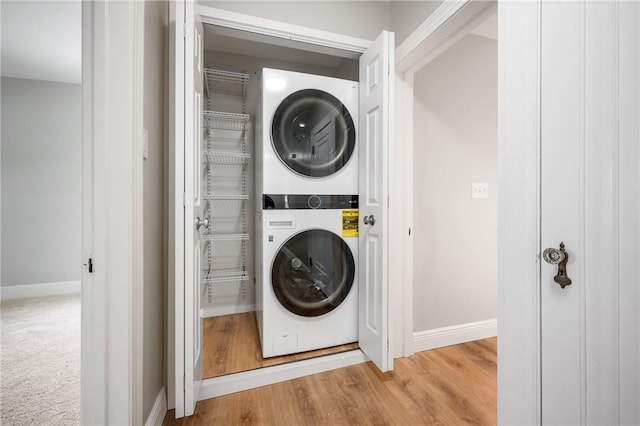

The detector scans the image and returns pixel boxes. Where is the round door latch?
[195,217,209,230]
[543,247,565,264]
[543,242,572,289]
[363,215,376,226]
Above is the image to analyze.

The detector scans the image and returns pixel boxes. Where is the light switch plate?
[472,182,489,199]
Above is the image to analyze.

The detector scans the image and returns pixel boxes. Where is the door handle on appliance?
[543,242,572,289]
[195,217,209,230]
[363,215,376,226]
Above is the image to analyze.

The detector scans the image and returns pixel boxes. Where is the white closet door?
[358,30,394,373]
[172,0,203,418]
[184,3,204,416]
[540,1,640,423]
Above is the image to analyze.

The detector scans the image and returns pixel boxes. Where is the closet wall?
[142,0,167,421]
[412,33,498,333]
[201,42,358,316]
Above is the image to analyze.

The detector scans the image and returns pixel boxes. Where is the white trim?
[144,387,167,426]
[198,349,367,401]
[396,0,470,66]
[393,70,415,358]
[197,5,370,55]
[386,31,396,371]
[166,0,178,412]
[86,1,137,424]
[202,304,255,318]
[396,0,496,74]
[413,319,497,353]
[131,0,145,424]
[169,0,186,416]
[0,281,81,300]
[81,1,107,423]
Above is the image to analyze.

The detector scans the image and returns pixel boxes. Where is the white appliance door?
[271,89,356,178]
[358,30,394,373]
[541,1,640,423]
[271,229,356,317]
[173,0,204,418]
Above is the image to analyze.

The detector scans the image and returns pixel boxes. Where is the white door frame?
[392,0,498,356]
[82,1,145,423]
[394,0,540,424]
[196,6,400,366]
[81,2,105,422]
[169,4,398,409]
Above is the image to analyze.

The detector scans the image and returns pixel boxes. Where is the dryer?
[256,194,359,357]
[257,68,359,199]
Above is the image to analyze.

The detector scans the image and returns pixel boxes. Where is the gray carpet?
[1,294,80,425]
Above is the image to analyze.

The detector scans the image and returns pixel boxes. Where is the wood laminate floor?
[168,337,497,425]
[203,312,359,378]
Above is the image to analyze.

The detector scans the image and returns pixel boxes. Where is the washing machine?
[255,194,359,358]
[256,68,359,199]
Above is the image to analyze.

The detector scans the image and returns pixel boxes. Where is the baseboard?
[198,349,367,401]
[145,387,167,426]
[0,280,81,300]
[202,303,255,318]
[413,319,497,353]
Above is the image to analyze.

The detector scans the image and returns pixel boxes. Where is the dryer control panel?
[263,194,358,210]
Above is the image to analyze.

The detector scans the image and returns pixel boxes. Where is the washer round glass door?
[271,89,356,178]
[271,229,355,317]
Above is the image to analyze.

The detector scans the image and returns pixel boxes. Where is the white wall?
[142,0,167,422]
[1,77,81,287]
[412,34,497,332]
[390,1,443,47]
[199,1,390,41]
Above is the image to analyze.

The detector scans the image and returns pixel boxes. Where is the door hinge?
[84,257,94,274]
[183,26,186,39]
[183,192,186,207]
[409,227,412,236]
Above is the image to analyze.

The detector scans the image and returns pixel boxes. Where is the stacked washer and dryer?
[255,68,360,358]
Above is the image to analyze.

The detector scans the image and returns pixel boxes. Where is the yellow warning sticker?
[342,210,359,237]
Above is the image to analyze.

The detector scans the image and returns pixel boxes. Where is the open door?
[172,0,203,418]
[173,10,395,416]
[358,30,394,373]
[184,3,204,416]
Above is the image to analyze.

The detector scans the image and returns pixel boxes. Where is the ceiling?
[1,1,81,84]
[202,24,358,69]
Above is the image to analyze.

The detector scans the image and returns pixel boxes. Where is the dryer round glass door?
[271,89,356,178]
[271,229,355,317]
